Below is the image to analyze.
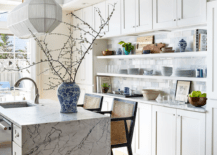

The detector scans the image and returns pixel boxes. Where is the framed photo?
[96,76,112,93]
[175,81,191,102]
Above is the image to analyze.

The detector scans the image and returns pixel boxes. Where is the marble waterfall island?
[0,99,111,155]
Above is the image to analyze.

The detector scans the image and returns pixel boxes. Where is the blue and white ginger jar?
[178,39,187,52]
[57,82,80,113]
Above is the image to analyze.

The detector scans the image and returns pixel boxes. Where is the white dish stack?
[161,67,173,76]
[174,69,194,77]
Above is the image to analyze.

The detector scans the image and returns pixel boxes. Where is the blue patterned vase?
[57,82,80,113]
[178,39,187,52]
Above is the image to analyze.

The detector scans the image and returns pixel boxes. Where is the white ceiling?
[62,0,106,11]
[0,0,22,5]
[0,0,106,12]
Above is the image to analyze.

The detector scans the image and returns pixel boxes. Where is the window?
[0,12,8,22]
[0,34,32,102]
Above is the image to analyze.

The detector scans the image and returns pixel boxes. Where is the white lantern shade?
[7,0,62,39]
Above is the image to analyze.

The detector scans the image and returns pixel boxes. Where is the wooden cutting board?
[136,36,154,54]
[143,43,166,54]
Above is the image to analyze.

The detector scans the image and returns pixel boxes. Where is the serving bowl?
[188,97,207,107]
[142,89,160,100]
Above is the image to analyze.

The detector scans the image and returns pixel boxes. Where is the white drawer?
[13,142,22,155]
[13,125,21,147]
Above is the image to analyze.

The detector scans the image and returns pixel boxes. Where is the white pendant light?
[7,0,62,39]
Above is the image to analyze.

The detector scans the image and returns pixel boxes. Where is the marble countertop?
[0,99,108,127]
[92,93,207,113]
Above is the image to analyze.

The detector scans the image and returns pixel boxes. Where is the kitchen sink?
[0,101,37,109]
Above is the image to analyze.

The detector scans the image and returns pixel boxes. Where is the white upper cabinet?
[136,0,153,32]
[176,110,206,155]
[121,0,137,34]
[83,6,93,28]
[153,0,177,29]
[207,1,217,100]
[153,0,207,29]
[93,2,106,33]
[121,0,152,34]
[105,0,121,37]
[177,0,206,27]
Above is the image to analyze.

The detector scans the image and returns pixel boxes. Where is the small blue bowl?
[143,50,151,54]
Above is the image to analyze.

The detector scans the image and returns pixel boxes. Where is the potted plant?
[188,91,207,107]
[118,41,135,55]
[101,83,110,93]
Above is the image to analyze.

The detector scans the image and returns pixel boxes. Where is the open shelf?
[96,51,207,59]
[97,73,207,82]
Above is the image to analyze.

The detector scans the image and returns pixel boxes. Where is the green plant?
[118,41,134,53]
[101,83,110,88]
[0,34,13,59]
[189,91,207,97]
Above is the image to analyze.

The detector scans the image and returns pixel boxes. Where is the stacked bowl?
[118,69,127,74]
[174,69,194,77]
[128,68,139,75]
[161,67,173,76]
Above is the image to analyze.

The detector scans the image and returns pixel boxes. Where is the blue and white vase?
[57,82,80,113]
[178,39,187,52]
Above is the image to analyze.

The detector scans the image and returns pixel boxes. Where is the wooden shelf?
[97,73,207,82]
[96,51,207,59]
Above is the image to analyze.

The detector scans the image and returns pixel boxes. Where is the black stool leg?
[111,148,113,155]
[127,145,133,155]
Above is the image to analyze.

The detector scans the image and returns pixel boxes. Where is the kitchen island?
[0,99,110,155]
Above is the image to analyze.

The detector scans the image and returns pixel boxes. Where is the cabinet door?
[77,85,93,105]
[136,0,152,32]
[101,97,114,111]
[177,0,206,27]
[121,0,136,34]
[134,103,152,155]
[83,6,93,28]
[208,2,217,100]
[93,2,106,33]
[176,110,205,155]
[152,106,176,155]
[105,0,121,37]
[153,0,177,29]
[206,100,217,155]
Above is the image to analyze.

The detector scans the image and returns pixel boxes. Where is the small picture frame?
[175,81,191,103]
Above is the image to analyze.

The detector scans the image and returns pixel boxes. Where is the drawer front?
[13,125,21,147]
[13,142,22,155]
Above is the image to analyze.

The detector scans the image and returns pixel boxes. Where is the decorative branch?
[4,3,117,90]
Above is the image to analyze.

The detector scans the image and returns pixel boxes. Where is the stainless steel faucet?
[14,77,40,104]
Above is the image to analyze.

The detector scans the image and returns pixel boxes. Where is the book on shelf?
[96,76,112,93]
[193,29,207,51]
[199,34,207,51]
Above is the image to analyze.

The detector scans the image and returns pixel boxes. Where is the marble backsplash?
[106,29,207,96]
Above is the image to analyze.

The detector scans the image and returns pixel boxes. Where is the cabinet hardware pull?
[133,26,136,28]
[173,114,175,116]
[174,19,176,21]
[15,133,19,138]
